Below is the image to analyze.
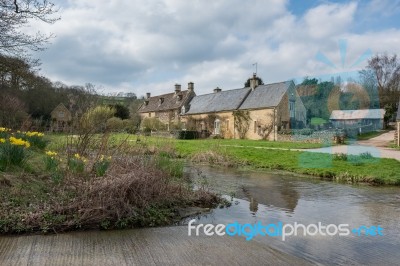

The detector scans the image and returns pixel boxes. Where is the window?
[149,113,152,117]
[214,119,220,135]
[226,120,229,130]
[181,106,186,115]
[289,101,295,118]
[59,111,64,118]
[254,121,257,133]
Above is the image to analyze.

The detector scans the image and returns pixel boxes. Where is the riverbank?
[0,130,221,234]
[49,134,400,185]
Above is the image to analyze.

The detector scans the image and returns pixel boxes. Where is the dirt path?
[305,130,400,161]
[357,131,395,147]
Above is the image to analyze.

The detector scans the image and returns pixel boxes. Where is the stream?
[185,165,400,265]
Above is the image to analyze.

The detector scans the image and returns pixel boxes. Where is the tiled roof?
[138,90,193,113]
[330,109,385,120]
[238,81,292,110]
[185,81,294,114]
[185,88,251,115]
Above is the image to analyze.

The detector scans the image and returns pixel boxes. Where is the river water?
[186,165,400,265]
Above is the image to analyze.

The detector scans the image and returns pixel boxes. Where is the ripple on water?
[187,165,400,266]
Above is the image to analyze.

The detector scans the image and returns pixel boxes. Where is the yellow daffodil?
[100,155,112,161]
[74,153,81,159]
[45,151,58,157]
[0,138,5,143]
[9,136,30,148]
[0,127,11,132]
[26,131,44,137]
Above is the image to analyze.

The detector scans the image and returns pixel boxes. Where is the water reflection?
[187,165,400,265]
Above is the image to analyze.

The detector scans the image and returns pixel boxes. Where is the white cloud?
[303,2,357,39]
[27,0,400,97]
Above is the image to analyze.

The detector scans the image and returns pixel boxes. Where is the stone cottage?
[50,103,72,132]
[182,74,307,140]
[138,82,196,130]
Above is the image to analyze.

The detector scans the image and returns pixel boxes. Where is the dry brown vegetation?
[0,154,220,234]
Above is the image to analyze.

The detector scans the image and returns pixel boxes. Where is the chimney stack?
[188,82,194,92]
[214,87,222,93]
[250,73,259,90]
[174,84,181,94]
[146,92,151,99]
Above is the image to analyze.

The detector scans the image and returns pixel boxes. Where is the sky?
[30,0,400,97]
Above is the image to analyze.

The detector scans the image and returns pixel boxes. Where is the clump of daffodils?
[68,153,87,173]
[9,136,30,148]
[44,150,60,172]
[45,151,58,158]
[26,131,45,137]
[94,154,112,177]
[0,127,11,132]
[74,153,88,163]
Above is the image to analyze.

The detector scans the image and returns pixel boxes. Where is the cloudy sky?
[32,0,400,97]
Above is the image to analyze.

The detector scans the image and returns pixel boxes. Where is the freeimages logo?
[188,219,383,241]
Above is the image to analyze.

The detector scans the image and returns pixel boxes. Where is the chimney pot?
[188,82,194,92]
[214,87,222,93]
[250,74,259,90]
[146,92,151,99]
[175,84,181,93]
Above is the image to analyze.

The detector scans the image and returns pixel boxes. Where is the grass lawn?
[311,117,327,126]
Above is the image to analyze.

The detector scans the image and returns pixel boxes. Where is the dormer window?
[159,97,164,105]
[177,94,183,101]
[144,100,149,106]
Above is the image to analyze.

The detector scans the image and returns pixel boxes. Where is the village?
[1,1,400,265]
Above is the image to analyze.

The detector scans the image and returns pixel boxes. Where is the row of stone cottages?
[138,74,307,140]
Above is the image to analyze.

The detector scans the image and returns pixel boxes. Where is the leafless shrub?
[21,156,219,232]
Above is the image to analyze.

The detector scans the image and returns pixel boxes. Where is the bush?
[175,130,199,139]
[106,117,124,132]
[80,106,115,133]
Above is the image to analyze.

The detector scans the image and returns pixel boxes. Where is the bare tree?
[0,0,59,56]
[365,54,400,123]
